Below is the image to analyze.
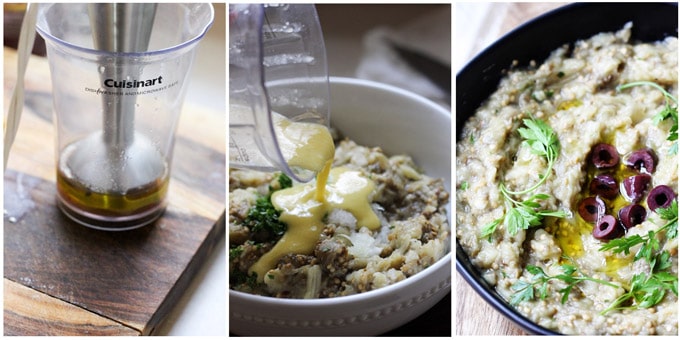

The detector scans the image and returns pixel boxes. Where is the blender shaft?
[88,3,156,53]
[88,3,157,148]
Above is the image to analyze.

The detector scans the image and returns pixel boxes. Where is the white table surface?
[154,3,226,336]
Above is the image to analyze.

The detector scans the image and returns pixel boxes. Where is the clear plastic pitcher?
[36,3,214,230]
[229,4,330,183]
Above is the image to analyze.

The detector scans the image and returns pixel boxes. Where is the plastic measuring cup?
[229,4,330,183]
[36,3,214,230]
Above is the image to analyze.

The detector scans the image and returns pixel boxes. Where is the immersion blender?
[55,3,168,229]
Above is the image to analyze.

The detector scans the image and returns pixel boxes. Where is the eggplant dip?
[230,138,450,298]
[456,23,678,335]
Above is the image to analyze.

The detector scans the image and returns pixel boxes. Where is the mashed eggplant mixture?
[457,24,678,335]
[230,138,449,298]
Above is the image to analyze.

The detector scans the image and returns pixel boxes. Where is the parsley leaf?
[517,118,560,165]
[245,175,291,238]
[244,173,293,240]
[510,260,619,306]
[245,195,287,236]
[482,116,568,238]
[269,173,292,192]
[229,245,244,261]
[600,199,678,266]
[509,117,560,195]
[481,218,502,239]
[597,199,678,314]
[278,173,293,189]
[655,199,678,239]
[601,271,678,315]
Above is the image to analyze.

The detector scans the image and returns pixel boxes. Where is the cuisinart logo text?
[85,75,178,96]
[105,76,164,88]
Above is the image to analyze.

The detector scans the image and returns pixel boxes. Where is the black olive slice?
[590,174,618,199]
[647,185,677,210]
[621,174,652,203]
[624,148,657,174]
[590,143,619,169]
[618,204,647,229]
[593,214,624,240]
[578,196,606,222]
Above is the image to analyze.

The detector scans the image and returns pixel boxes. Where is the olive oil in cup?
[55,132,169,230]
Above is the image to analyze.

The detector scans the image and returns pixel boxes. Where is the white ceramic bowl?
[229,77,451,336]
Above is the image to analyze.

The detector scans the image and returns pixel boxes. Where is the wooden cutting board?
[3,47,226,335]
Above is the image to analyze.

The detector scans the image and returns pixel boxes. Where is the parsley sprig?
[482,193,567,237]
[599,200,678,268]
[596,200,678,313]
[482,116,568,238]
[617,81,678,155]
[505,117,560,195]
[510,254,677,315]
[600,268,678,315]
[510,260,619,306]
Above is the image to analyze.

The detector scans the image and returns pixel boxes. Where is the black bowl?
[455,2,678,335]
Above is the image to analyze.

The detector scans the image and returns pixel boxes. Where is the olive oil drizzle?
[556,124,643,265]
[556,158,639,277]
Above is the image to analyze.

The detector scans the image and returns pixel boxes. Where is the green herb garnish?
[600,271,678,315]
[656,199,679,239]
[245,175,291,237]
[482,116,568,239]
[268,173,292,192]
[506,117,560,194]
[599,200,677,267]
[596,200,678,314]
[511,254,677,315]
[482,193,567,237]
[230,270,259,288]
[617,81,678,155]
[510,261,619,306]
[277,173,293,190]
[245,195,287,236]
[229,245,244,261]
